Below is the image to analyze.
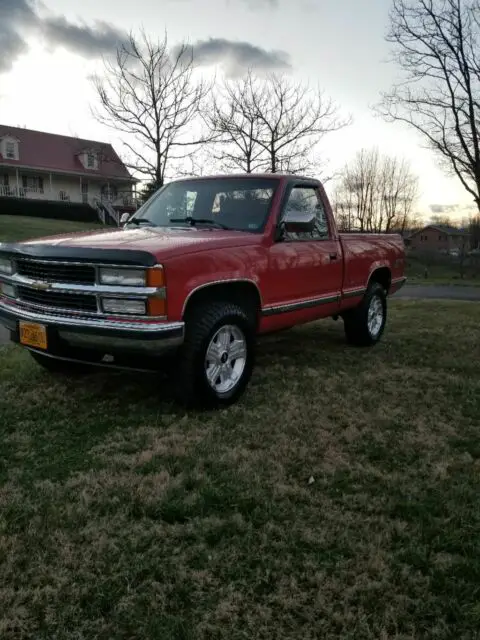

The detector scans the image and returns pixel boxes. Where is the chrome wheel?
[205,324,247,394]
[367,295,384,337]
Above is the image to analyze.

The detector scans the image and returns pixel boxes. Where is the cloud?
[0,0,290,79]
[177,38,291,76]
[430,204,459,214]
[429,203,477,221]
[0,0,36,72]
[41,17,126,58]
[0,0,127,72]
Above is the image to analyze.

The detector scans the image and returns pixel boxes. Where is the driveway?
[394,284,480,301]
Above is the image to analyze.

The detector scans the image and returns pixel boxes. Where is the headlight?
[102,298,147,315]
[0,257,13,275]
[99,267,146,287]
[0,282,15,298]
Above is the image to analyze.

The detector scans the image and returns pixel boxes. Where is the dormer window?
[1,137,19,161]
[82,150,98,170]
[6,142,15,159]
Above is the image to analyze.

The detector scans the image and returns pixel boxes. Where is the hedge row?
[0,197,102,223]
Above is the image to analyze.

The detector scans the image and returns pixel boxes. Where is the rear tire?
[343,282,387,347]
[172,302,255,408]
[29,350,94,375]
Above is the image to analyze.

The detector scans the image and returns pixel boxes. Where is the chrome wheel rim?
[205,324,247,394]
[367,295,384,337]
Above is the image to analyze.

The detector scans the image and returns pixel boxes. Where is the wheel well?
[369,267,391,293]
[183,282,262,326]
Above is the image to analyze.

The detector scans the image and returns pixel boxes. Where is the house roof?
[0,125,135,182]
[408,224,470,239]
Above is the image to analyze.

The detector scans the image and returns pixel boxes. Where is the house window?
[5,142,16,159]
[101,184,117,202]
[87,153,96,168]
[21,176,44,193]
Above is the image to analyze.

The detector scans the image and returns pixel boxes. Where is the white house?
[0,125,138,216]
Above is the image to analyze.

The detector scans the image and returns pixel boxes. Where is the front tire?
[343,282,387,347]
[173,302,255,408]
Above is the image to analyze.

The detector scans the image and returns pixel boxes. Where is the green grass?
[1,300,480,639]
[0,215,100,243]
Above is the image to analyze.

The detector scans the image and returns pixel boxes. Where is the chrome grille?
[16,258,96,285]
[17,286,98,313]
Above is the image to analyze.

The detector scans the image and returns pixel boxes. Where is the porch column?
[49,173,53,200]
[79,176,82,203]
[15,168,19,194]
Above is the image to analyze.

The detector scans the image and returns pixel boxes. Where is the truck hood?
[21,226,261,260]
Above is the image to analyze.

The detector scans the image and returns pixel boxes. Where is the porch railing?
[0,185,140,210]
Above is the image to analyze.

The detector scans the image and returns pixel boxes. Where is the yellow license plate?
[19,322,48,350]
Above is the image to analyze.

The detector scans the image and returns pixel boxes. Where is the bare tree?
[377,0,480,211]
[430,214,454,226]
[205,73,268,173]
[334,148,419,233]
[92,31,211,189]
[470,215,480,249]
[207,70,350,175]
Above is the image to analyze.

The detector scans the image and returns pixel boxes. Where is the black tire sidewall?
[179,304,256,407]
[364,283,387,343]
[343,281,387,347]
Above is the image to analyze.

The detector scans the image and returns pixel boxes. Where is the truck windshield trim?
[131,177,280,234]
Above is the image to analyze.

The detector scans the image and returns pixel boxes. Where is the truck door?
[265,183,343,318]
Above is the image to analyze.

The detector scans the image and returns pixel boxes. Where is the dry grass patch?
[1,300,480,639]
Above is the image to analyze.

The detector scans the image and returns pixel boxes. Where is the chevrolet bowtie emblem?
[31,281,52,291]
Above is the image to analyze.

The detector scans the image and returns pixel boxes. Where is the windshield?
[129,177,279,233]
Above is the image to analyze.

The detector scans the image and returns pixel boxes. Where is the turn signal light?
[147,297,167,317]
[147,267,165,288]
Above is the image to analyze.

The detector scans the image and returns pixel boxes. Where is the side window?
[283,186,329,241]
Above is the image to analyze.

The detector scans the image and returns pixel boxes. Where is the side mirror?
[120,212,131,226]
[283,209,316,234]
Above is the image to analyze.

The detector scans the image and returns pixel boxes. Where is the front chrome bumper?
[0,299,184,357]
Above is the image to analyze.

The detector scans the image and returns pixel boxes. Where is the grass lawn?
[1,300,480,639]
[0,215,100,243]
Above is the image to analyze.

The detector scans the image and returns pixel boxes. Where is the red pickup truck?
[0,174,405,406]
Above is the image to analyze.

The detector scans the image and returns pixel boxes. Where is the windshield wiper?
[169,216,230,230]
[127,218,157,227]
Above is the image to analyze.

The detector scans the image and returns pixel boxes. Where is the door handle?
[329,253,338,260]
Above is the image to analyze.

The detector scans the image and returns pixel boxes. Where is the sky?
[0,0,476,220]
